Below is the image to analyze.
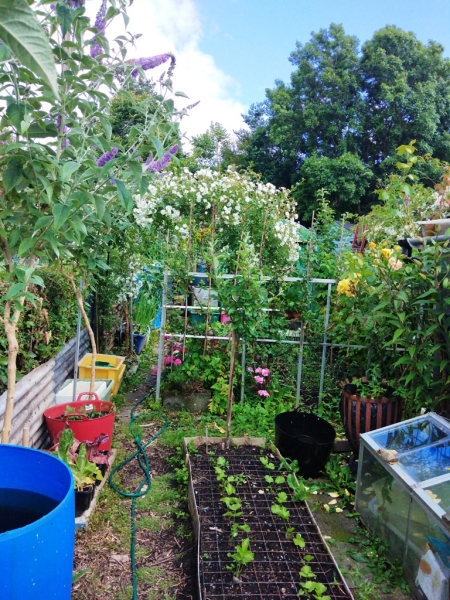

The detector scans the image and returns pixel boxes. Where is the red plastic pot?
[44,393,114,450]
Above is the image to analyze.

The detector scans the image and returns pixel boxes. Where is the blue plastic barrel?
[0,445,75,600]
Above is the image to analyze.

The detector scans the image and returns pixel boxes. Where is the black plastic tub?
[275,411,336,478]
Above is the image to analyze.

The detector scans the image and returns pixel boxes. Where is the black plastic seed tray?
[186,440,354,600]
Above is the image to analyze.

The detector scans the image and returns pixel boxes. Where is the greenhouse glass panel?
[356,413,450,600]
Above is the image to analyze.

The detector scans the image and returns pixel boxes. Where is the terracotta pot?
[341,383,402,454]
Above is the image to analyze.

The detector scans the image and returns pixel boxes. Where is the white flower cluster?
[115,255,142,303]
[132,167,299,271]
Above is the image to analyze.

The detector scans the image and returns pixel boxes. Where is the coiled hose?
[109,392,169,600]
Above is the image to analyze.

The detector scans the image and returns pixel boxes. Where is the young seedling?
[300,564,316,579]
[271,503,290,520]
[265,475,274,484]
[221,496,243,518]
[230,522,251,539]
[275,475,285,485]
[260,456,275,470]
[299,581,331,600]
[224,482,236,496]
[217,456,229,468]
[292,533,306,548]
[276,491,288,504]
[227,538,254,577]
[287,473,309,501]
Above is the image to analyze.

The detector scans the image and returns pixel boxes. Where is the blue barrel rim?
[0,444,74,541]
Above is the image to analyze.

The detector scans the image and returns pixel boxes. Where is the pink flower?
[173,358,182,366]
[260,368,270,377]
[247,367,254,373]
[254,376,264,384]
[164,356,173,365]
[258,390,270,397]
[255,367,262,374]
[152,367,159,375]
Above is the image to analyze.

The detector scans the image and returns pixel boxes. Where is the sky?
[90,0,450,144]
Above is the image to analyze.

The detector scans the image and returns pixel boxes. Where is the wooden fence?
[0,330,89,448]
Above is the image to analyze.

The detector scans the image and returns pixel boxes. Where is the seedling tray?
[184,437,354,600]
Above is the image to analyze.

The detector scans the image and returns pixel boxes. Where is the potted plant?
[340,368,402,454]
[132,266,163,354]
[53,429,103,516]
[44,393,115,450]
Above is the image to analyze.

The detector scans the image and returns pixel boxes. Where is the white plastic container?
[55,379,111,404]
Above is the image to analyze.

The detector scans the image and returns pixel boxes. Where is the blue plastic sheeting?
[0,445,75,600]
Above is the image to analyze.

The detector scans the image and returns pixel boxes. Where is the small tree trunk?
[225,330,238,449]
[69,276,97,392]
[1,305,19,444]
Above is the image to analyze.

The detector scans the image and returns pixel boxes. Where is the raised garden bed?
[184,436,354,600]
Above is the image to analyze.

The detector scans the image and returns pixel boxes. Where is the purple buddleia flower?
[61,138,70,151]
[146,152,172,172]
[55,114,68,135]
[144,152,154,166]
[168,145,178,155]
[97,147,118,167]
[68,0,85,8]
[90,0,107,59]
[128,54,171,78]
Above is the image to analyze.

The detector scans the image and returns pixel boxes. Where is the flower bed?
[185,437,354,600]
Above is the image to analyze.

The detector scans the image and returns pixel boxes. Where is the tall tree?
[240,24,450,217]
[359,26,450,169]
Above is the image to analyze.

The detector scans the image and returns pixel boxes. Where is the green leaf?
[0,0,59,99]
[6,103,26,130]
[61,161,80,183]
[2,282,25,301]
[113,178,133,212]
[94,196,106,220]
[149,134,164,158]
[18,237,35,256]
[99,116,112,142]
[0,40,11,61]
[56,3,72,38]
[392,328,405,342]
[128,160,142,188]
[34,215,53,231]
[3,157,23,193]
[52,204,70,230]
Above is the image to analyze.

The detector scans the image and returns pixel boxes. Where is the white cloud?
[88,0,247,144]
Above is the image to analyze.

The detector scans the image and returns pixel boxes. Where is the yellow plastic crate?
[78,353,126,395]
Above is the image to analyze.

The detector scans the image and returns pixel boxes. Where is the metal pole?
[72,279,83,402]
[318,283,332,404]
[129,294,133,351]
[295,326,305,408]
[155,269,169,401]
[240,343,246,405]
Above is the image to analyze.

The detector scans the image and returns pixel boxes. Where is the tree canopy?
[236,24,450,220]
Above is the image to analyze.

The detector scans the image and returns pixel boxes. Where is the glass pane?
[372,418,448,453]
[398,440,450,482]
[424,480,450,514]
[404,499,450,600]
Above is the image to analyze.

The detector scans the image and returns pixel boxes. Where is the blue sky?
[194,0,450,107]
[103,0,450,140]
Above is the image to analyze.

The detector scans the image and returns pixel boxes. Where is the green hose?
[109,393,169,600]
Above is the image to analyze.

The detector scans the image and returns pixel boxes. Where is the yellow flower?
[381,248,394,259]
[368,241,377,249]
[394,245,402,252]
[388,257,403,271]
[337,278,357,297]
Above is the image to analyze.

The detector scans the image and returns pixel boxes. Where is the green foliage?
[0,265,78,393]
[332,234,450,416]
[294,153,373,221]
[55,429,102,491]
[227,537,254,577]
[0,0,59,98]
[239,23,450,216]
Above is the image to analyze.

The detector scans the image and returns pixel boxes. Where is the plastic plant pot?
[275,410,336,478]
[44,394,115,450]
